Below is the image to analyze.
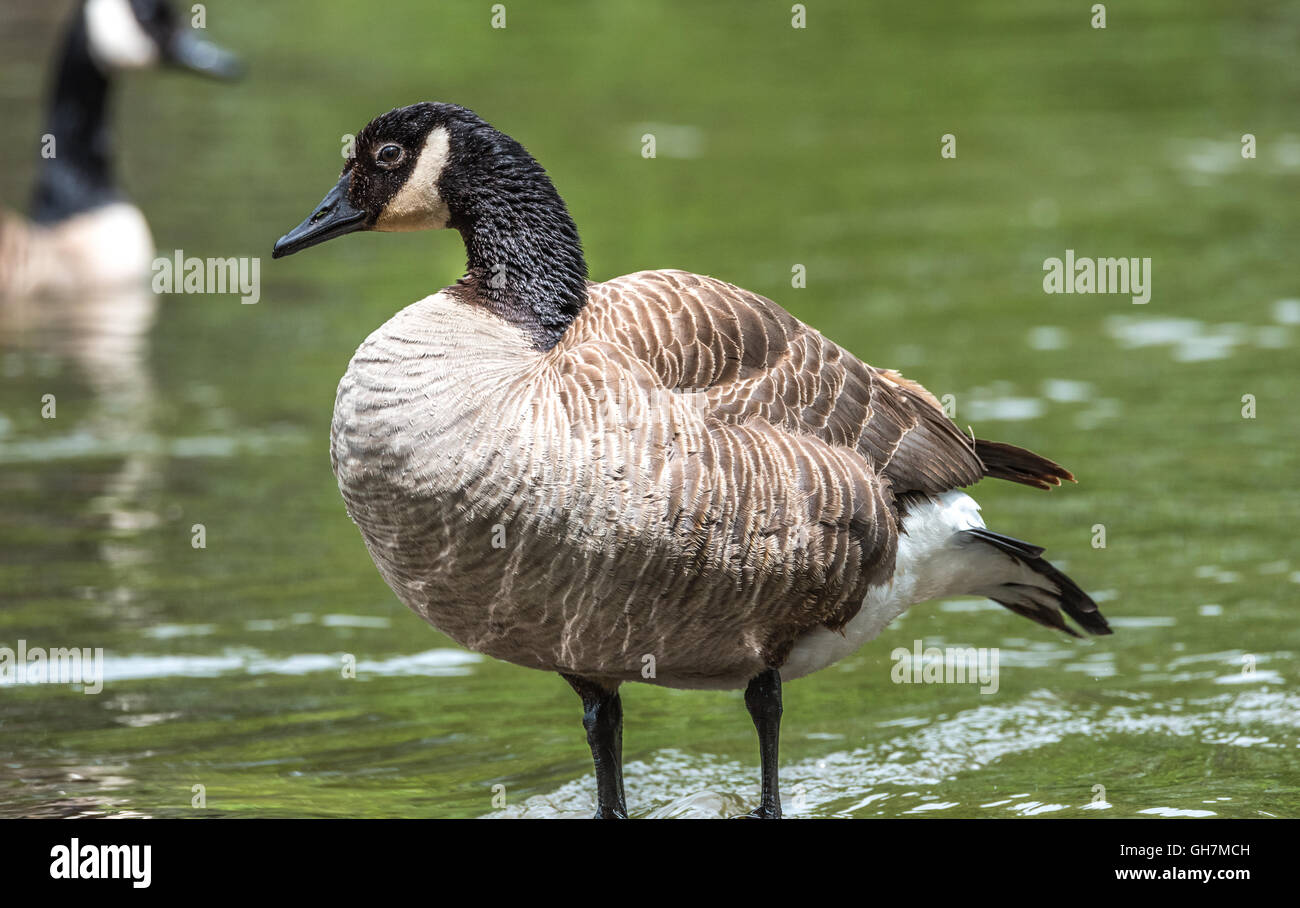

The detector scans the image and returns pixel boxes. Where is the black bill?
[272,174,367,259]
[165,29,242,80]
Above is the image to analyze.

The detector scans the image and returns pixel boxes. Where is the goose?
[272,102,1111,819]
[0,0,240,300]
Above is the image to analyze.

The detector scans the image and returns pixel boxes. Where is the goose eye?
[376,144,405,167]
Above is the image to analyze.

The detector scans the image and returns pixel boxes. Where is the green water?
[0,0,1296,818]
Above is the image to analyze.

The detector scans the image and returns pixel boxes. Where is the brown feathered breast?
[329,269,1063,689]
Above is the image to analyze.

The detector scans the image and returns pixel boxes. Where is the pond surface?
[0,0,1296,818]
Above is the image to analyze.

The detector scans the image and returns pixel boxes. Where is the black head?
[275,102,522,256]
[273,102,588,349]
[82,0,241,79]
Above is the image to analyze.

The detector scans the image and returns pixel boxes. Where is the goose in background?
[273,102,1111,819]
[0,0,240,300]
[0,0,239,594]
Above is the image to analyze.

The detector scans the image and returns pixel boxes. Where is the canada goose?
[0,0,240,299]
[273,102,1111,819]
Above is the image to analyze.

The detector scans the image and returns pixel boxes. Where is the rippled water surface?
[1,1,1297,818]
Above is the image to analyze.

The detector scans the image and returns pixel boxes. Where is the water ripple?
[484,688,1300,818]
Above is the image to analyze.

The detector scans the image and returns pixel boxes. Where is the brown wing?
[578,269,986,500]
[557,270,1076,657]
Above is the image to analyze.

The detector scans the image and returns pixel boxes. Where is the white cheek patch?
[374,128,453,232]
[85,0,161,70]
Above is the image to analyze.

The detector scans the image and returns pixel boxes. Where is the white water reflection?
[1173,134,1300,181]
[1139,807,1216,817]
[1027,325,1068,351]
[1273,299,1300,325]
[0,425,306,464]
[485,688,1299,818]
[93,647,480,682]
[1041,378,1093,402]
[1105,315,1290,363]
[965,395,1045,422]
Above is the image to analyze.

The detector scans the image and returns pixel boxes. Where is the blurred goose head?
[1,0,242,299]
[82,0,241,78]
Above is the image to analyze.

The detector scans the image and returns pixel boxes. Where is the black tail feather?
[960,528,1112,637]
[974,439,1075,490]
[963,527,1045,559]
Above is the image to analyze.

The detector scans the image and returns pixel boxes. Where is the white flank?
[783,490,995,680]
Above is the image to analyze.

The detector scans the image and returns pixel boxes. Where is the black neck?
[447,133,588,350]
[30,13,121,224]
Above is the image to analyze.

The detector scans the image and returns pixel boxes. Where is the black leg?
[561,673,627,819]
[744,667,783,819]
